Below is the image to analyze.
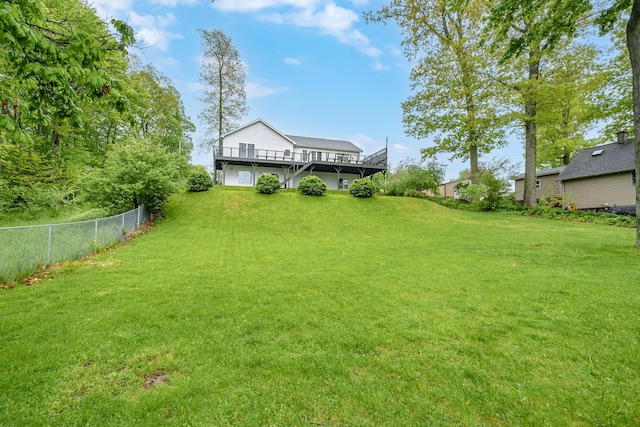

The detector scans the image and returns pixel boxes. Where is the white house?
[213,119,387,190]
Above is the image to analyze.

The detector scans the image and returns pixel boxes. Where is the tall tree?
[486,0,640,246]
[486,2,591,206]
[601,21,633,138]
[366,0,508,178]
[535,43,609,167]
[198,29,248,159]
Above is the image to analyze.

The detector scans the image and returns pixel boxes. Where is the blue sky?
[89,0,525,181]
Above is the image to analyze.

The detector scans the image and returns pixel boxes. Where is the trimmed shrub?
[256,174,281,194]
[298,175,327,196]
[187,166,213,192]
[349,178,378,198]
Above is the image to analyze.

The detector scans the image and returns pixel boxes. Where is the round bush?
[187,167,213,192]
[256,173,281,194]
[298,175,327,196]
[349,178,378,198]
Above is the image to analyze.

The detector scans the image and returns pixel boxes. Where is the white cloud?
[129,11,183,51]
[372,61,389,71]
[283,57,303,66]
[185,80,286,99]
[392,143,411,152]
[88,2,184,51]
[350,133,385,153]
[246,82,289,98]
[213,0,318,12]
[87,0,134,20]
[214,1,382,59]
[149,0,200,6]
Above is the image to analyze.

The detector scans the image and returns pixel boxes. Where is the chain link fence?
[0,205,149,284]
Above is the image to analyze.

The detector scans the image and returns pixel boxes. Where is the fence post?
[122,212,125,238]
[137,206,141,229]
[94,219,98,249]
[47,225,53,264]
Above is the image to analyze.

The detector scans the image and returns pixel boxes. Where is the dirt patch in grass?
[143,371,167,389]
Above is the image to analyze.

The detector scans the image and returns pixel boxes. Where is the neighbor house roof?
[513,166,565,181]
[557,139,635,181]
[286,135,362,153]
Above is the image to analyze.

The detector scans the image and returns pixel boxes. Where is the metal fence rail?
[0,205,148,284]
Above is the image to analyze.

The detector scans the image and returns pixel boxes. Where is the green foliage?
[255,174,281,194]
[535,45,609,167]
[187,166,213,192]
[486,0,591,62]
[349,178,378,198]
[298,175,327,196]
[0,2,192,220]
[0,142,78,214]
[125,59,195,156]
[524,205,637,228]
[450,159,516,211]
[81,139,181,214]
[366,1,508,173]
[0,0,134,130]
[384,160,443,197]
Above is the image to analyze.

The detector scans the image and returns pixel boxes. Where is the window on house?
[633,170,637,185]
[339,178,350,190]
[238,143,255,158]
[238,171,252,185]
[535,180,541,190]
[284,149,291,157]
[303,150,308,162]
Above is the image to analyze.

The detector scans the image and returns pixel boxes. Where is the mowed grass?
[1,187,639,426]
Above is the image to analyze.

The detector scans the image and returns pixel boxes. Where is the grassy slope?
[1,187,639,426]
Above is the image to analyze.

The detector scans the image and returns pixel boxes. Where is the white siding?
[224,121,294,152]
[292,172,361,190]
[221,165,360,190]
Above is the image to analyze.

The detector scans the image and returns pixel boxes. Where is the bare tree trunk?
[627,0,640,247]
[470,144,478,177]
[523,55,540,207]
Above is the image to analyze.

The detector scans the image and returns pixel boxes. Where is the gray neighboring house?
[514,167,566,203]
[557,132,636,214]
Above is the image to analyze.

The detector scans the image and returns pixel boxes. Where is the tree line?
[367,0,640,247]
[0,0,195,216]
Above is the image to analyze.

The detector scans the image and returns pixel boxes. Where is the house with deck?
[556,132,636,214]
[213,119,387,190]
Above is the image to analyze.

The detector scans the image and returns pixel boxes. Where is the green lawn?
[2,187,639,426]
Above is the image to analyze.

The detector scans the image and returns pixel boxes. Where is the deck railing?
[213,146,387,166]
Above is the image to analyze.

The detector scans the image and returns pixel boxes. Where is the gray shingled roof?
[514,166,565,181]
[557,139,635,181]
[286,135,362,153]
